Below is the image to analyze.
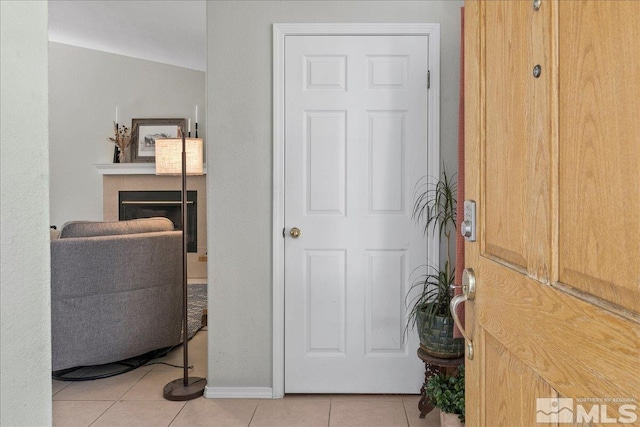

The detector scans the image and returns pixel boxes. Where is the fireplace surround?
[99,169,207,280]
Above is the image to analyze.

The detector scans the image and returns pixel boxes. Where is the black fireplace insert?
[119,190,197,252]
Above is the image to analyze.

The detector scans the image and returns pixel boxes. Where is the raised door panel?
[304,111,347,216]
[483,1,531,269]
[365,250,406,354]
[368,111,406,214]
[558,1,640,313]
[483,0,554,279]
[482,333,557,427]
[305,55,347,91]
[305,250,346,354]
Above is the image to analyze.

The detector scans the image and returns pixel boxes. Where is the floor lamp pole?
[163,129,206,401]
[181,133,189,386]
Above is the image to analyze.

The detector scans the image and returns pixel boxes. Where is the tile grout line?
[167,401,188,427]
[86,367,157,427]
[52,380,71,397]
[247,398,260,427]
[87,400,119,427]
[118,364,157,401]
[401,395,411,427]
[51,365,93,397]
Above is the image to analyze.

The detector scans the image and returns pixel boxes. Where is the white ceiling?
[48,0,206,71]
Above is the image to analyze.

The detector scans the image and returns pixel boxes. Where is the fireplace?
[119,190,197,252]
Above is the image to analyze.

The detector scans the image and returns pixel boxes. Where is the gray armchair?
[51,217,182,372]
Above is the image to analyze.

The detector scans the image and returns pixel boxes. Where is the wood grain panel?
[483,0,530,269]
[558,1,640,313]
[483,1,554,279]
[483,333,557,426]
[463,1,482,424]
[465,0,640,425]
[477,257,639,407]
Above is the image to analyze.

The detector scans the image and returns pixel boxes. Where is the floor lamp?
[155,131,206,401]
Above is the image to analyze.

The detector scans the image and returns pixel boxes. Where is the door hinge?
[427,70,431,89]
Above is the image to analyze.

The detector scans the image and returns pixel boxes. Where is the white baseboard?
[204,386,275,399]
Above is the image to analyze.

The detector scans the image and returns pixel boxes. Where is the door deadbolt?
[462,200,476,242]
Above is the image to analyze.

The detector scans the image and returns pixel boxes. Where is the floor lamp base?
[163,377,206,401]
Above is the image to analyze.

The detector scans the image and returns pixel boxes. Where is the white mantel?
[95,163,208,175]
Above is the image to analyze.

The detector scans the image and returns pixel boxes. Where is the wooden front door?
[464,1,639,425]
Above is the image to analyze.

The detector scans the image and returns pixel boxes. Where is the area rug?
[185,282,207,340]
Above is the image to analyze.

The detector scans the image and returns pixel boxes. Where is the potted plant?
[426,364,465,426]
[405,167,464,358]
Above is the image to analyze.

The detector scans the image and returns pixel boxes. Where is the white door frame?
[272,23,441,398]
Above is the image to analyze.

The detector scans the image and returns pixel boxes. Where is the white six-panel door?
[283,34,431,393]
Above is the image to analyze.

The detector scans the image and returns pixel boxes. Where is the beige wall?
[0,1,52,425]
[48,43,206,229]
[206,0,463,390]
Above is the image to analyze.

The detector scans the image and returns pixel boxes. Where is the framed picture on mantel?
[130,118,186,163]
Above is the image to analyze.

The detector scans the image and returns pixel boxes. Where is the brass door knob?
[290,227,301,238]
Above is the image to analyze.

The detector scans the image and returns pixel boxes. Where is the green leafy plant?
[426,364,465,422]
[405,166,457,332]
[405,260,454,332]
[413,166,457,247]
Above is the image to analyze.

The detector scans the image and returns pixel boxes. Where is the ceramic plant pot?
[418,306,465,359]
[440,411,464,427]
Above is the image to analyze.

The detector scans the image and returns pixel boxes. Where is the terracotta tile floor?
[52,328,439,426]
